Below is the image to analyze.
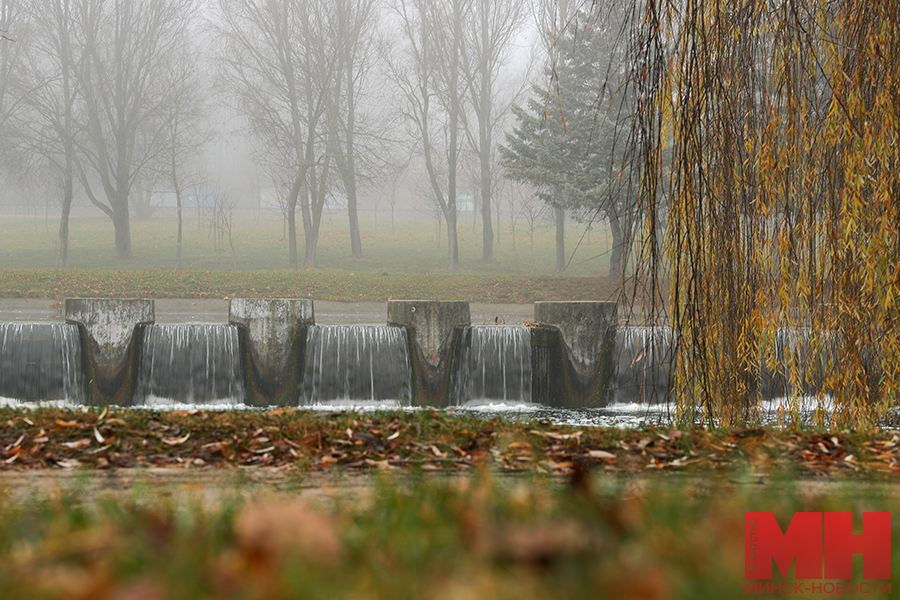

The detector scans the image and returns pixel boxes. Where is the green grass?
[0,268,619,302]
[0,214,624,301]
[2,409,898,598]
[0,213,613,275]
[0,468,896,599]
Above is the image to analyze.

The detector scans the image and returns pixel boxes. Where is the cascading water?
[612,326,673,405]
[301,325,412,405]
[0,322,85,402]
[761,327,837,398]
[136,324,243,404]
[454,325,532,405]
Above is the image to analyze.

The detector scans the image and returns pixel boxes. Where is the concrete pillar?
[229,298,314,406]
[387,300,470,406]
[534,301,617,406]
[65,298,154,405]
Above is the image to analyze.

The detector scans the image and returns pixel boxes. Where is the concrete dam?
[0,298,829,408]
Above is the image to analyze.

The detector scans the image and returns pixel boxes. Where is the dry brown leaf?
[588,449,616,460]
[160,433,190,446]
[234,499,342,566]
[62,439,91,449]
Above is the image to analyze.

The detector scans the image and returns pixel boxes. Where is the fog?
[0,0,636,274]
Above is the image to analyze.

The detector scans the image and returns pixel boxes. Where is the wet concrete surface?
[0,298,535,325]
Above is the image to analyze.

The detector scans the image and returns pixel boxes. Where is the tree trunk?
[447,211,459,270]
[344,64,362,259]
[479,0,493,262]
[288,177,303,272]
[446,0,461,271]
[58,164,74,267]
[608,208,624,277]
[172,151,183,270]
[555,206,565,272]
[304,231,318,268]
[304,161,328,269]
[494,191,501,246]
[113,198,132,260]
[176,191,183,270]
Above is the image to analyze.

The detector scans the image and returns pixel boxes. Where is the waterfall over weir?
[612,326,673,405]
[301,325,412,405]
[0,323,84,402]
[454,325,531,405]
[137,324,243,404]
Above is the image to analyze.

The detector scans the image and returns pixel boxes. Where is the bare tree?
[14,0,80,265]
[215,0,339,270]
[331,0,379,259]
[0,0,27,135]
[376,151,410,236]
[391,0,470,270]
[518,187,547,254]
[71,0,196,260]
[203,188,236,267]
[461,0,527,262]
[534,0,572,273]
[158,30,210,270]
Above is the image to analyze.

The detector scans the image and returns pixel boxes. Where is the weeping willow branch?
[622,0,900,427]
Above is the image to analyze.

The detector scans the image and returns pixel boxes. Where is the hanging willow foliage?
[623,0,900,426]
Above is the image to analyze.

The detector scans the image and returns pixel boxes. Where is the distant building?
[456,194,474,213]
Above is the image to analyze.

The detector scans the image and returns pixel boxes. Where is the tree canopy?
[501,7,637,277]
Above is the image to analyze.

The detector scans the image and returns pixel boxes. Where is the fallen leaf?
[62,439,91,449]
[235,499,342,566]
[530,430,584,441]
[588,449,616,459]
[161,433,190,446]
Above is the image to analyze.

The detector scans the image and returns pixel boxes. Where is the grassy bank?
[0,268,619,303]
[2,409,898,598]
[1,455,898,598]
[4,475,897,600]
[0,214,613,276]
[2,407,898,477]
[0,215,625,302]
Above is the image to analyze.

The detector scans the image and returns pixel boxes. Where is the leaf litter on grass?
[0,407,896,479]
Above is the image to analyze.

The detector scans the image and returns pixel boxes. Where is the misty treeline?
[0,0,640,273]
